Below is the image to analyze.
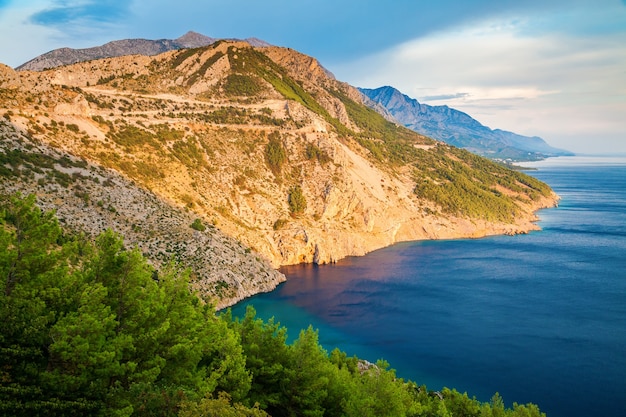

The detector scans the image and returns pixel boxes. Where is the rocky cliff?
[0,41,558,305]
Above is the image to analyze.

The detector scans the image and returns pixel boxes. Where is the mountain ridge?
[1,40,558,305]
[360,85,573,161]
[15,31,271,71]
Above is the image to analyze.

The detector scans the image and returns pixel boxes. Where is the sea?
[231,156,626,417]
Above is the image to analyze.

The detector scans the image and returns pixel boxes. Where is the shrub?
[273,218,288,230]
[265,132,286,175]
[191,218,206,231]
[288,185,307,215]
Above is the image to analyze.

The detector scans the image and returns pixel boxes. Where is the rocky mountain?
[0,41,558,306]
[360,86,573,161]
[16,31,270,71]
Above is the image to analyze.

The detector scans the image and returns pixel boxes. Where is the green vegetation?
[169,106,286,126]
[273,218,289,230]
[172,138,206,169]
[0,147,90,188]
[305,143,331,165]
[330,88,432,164]
[107,124,161,150]
[264,131,286,175]
[96,74,116,85]
[223,74,265,97]
[191,218,206,231]
[65,123,80,133]
[288,185,307,215]
[225,46,332,119]
[0,193,546,417]
[413,146,552,221]
[186,51,225,86]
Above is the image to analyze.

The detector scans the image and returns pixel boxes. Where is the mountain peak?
[360,86,572,161]
[175,31,217,48]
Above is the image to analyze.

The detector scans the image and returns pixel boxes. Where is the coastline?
[218,189,560,309]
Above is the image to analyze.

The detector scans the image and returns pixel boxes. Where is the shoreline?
[218,190,560,309]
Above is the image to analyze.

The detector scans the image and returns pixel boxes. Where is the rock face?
[1,40,559,305]
[360,86,573,161]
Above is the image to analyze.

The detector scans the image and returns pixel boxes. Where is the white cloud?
[0,2,62,67]
[0,0,131,67]
[332,11,626,154]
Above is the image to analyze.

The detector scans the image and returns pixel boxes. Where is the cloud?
[29,0,129,27]
[420,92,470,102]
[332,5,626,153]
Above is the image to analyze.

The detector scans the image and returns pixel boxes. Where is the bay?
[231,156,626,417]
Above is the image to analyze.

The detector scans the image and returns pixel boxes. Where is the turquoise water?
[231,156,626,417]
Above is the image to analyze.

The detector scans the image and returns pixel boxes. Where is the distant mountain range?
[16,31,271,71]
[360,86,573,161]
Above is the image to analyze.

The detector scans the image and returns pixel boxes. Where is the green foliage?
[224,46,331,121]
[179,392,268,417]
[191,218,206,232]
[288,185,307,215]
[0,193,546,417]
[172,138,206,168]
[97,74,116,85]
[305,143,331,165]
[0,148,89,187]
[413,146,551,221]
[330,88,432,164]
[272,218,288,230]
[223,74,265,97]
[186,51,225,86]
[66,123,80,133]
[155,124,185,142]
[204,107,249,124]
[0,193,248,416]
[264,131,286,175]
[107,124,160,150]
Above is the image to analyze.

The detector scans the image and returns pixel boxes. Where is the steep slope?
[360,85,572,161]
[1,42,557,289]
[0,119,284,309]
[16,31,270,71]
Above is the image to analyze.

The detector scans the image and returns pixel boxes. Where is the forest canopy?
[0,193,545,417]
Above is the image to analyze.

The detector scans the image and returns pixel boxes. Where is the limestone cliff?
[0,41,558,304]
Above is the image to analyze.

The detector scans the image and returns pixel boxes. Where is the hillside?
[0,120,284,309]
[0,41,558,304]
[360,85,573,161]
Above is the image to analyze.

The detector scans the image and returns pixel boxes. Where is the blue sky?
[0,0,625,154]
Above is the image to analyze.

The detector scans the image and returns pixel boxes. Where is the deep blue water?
[231,156,626,417]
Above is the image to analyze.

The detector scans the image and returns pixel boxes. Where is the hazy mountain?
[360,86,573,161]
[16,31,271,71]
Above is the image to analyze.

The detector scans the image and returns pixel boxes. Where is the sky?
[0,0,625,154]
